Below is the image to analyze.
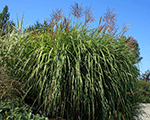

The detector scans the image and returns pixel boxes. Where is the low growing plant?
[137,80,150,103]
[0,100,48,120]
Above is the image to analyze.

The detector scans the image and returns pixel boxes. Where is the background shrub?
[137,80,150,103]
[136,70,150,103]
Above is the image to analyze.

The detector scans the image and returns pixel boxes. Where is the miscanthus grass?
[0,18,141,120]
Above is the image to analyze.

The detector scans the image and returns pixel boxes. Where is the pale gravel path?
[136,103,150,120]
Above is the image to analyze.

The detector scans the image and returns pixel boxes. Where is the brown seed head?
[50,8,63,27]
[70,2,83,18]
[121,24,131,36]
[103,8,118,32]
[84,6,95,25]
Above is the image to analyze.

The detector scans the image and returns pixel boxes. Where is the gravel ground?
[136,103,150,120]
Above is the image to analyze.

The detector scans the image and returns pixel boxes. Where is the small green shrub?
[0,100,48,120]
[137,80,150,103]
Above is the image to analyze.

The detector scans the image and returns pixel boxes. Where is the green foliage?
[136,80,150,103]
[27,20,49,33]
[0,3,143,120]
[136,70,150,103]
[120,36,142,64]
[0,100,48,120]
[140,69,150,82]
[0,5,15,37]
[0,17,141,119]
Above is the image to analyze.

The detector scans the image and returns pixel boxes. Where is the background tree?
[141,69,150,82]
[0,5,15,37]
[27,20,49,36]
[120,36,142,64]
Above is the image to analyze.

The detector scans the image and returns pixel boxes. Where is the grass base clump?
[0,18,141,119]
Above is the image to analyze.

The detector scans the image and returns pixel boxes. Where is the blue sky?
[1,0,150,74]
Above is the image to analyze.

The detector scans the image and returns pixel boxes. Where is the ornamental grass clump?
[0,3,141,120]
